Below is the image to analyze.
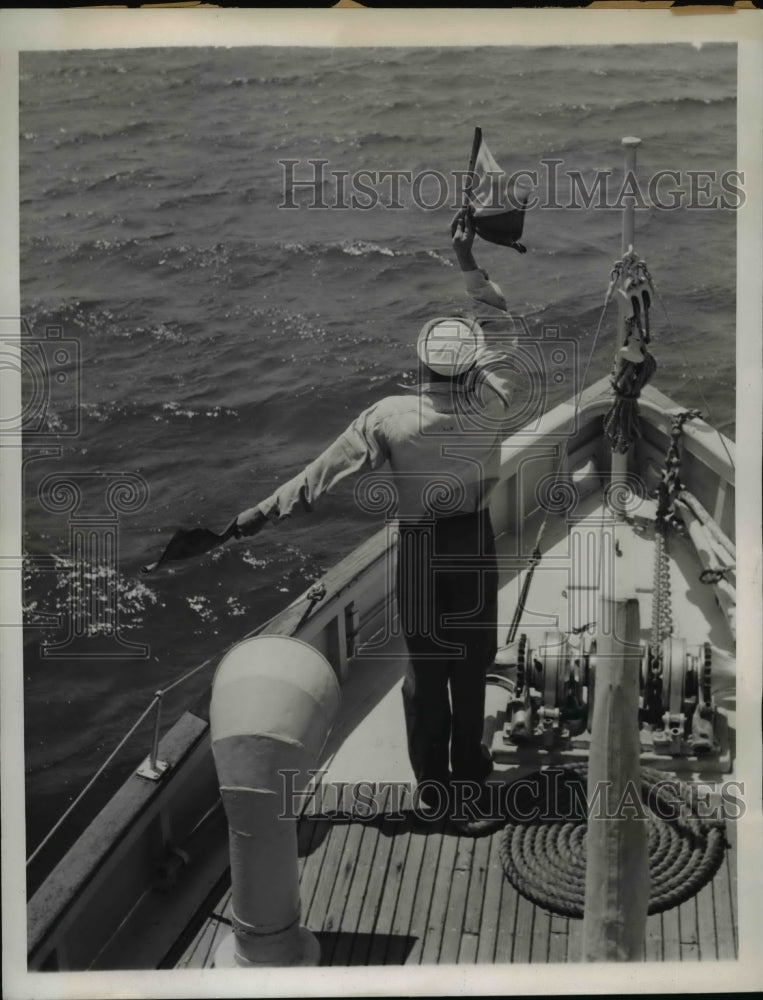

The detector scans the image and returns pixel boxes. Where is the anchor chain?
[651,526,673,646]
[656,409,703,525]
[646,410,702,719]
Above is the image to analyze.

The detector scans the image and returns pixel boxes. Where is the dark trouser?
[396,508,498,786]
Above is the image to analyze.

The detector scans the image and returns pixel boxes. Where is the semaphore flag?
[465,127,530,253]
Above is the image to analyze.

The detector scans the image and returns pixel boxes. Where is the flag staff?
[463,126,483,212]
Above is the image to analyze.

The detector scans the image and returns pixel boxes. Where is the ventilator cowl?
[210,635,341,967]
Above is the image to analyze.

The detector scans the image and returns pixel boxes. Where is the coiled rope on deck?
[497,765,728,918]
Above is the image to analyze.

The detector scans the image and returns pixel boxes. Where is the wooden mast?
[582,136,650,961]
[609,136,642,517]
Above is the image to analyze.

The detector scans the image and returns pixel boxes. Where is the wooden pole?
[610,136,643,517]
[620,137,641,256]
[583,529,649,961]
[462,126,483,211]
[678,489,736,564]
[674,498,736,643]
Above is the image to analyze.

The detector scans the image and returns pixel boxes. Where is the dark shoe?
[476,744,494,783]
[414,778,452,820]
[450,813,507,837]
[452,745,494,787]
[448,781,507,838]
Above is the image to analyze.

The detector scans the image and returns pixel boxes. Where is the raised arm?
[451,210,521,412]
[451,209,508,314]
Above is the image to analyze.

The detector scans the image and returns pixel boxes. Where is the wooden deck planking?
[726,821,738,955]
[326,817,383,965]
[201,911,230,968]
[695,880,719,961]
[365,792,414,966]
[299,783,349,925]
[178,738,740,969]
[439,835,476,964]
[476,832,504,963]
[305,819,351,933]
[178,888,232,969]
[493,873,521,964]
[405,820,447,964]
[713,837,737,960]
[509,891,536,963]
[317,813,369,962]
[548,915,569,963]
[459,932,480,964]
[297,819,333,920]
[462,831,490,941]
[530,907,552,963]
[644,912,663,961]
[346,792,400,966]
[420,828,460,963]
[567,916,583,963]
[179,808,738,967]
[678,896,700,961]
[384,816,429,965]
[661,903,682,962]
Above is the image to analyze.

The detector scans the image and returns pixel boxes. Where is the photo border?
[1,8,761,998]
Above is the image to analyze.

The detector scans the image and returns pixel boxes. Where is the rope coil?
[498,765,728,918]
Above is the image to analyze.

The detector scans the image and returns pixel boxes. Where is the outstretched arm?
[235,403,389,537]
[234,506,269,538]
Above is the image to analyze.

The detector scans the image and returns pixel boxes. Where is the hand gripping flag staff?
[142,127,531,573]
[464,126,530,253]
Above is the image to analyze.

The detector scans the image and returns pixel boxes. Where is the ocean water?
[19,43,737,883]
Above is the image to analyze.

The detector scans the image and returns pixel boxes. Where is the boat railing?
[26,658,213,869]
[26,524,394,875]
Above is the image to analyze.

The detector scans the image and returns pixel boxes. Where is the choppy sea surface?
[19,44,736,883]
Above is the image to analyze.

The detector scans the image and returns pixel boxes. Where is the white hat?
[416,316,484,377]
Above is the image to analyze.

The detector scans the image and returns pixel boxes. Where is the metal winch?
[491,631,721,761]
[495,629,594,749]
[640,636,720,757]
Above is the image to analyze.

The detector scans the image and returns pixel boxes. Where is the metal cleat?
[689,704,717,756]
[504,699,532,742]
[654,711,687,755]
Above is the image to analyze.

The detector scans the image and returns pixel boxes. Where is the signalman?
[235,210,523,833]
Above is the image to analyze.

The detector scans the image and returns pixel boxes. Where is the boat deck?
[178,493,738,968]
[179,792,737,968]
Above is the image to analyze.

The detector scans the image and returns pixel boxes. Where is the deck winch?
[494,630,722,761]
[495,630,594,748]
[642,637,718,755]
[492,367,731,768]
